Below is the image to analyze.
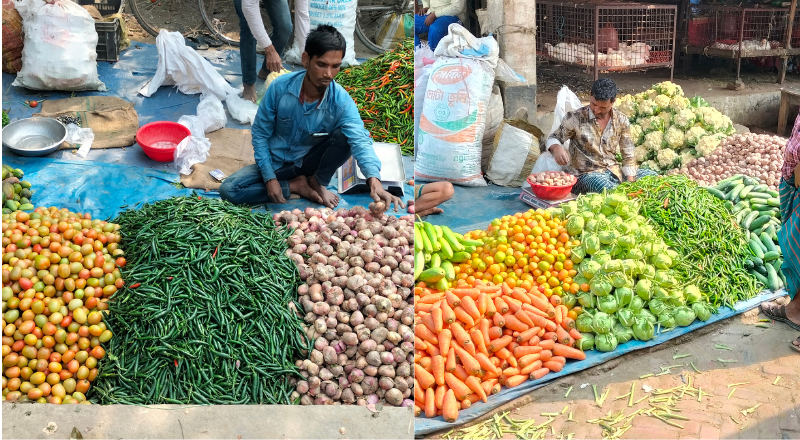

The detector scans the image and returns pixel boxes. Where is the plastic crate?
[95,18,121,62]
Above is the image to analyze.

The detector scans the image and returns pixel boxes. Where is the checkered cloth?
[573,169,659,195]
[782,111,800,181]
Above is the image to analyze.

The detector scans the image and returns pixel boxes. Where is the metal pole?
[782,0,797,84]
[737,9,745,81]
[594,4,599,80]
[671,5,677,81]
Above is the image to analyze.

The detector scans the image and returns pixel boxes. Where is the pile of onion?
[275,204,416,407]
[673,133,787,190]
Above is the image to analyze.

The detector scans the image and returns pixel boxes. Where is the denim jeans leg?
[297,128,352,187]
[234,0,258,85]
[263,0,293,56]
[219,163,295,204]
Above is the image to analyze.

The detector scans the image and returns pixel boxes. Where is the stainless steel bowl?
[2,117,68,157]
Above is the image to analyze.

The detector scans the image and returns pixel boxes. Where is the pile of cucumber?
[705,174,786,291]
[414,221,481,291]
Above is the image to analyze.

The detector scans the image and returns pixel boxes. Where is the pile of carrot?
[413,278,587,422]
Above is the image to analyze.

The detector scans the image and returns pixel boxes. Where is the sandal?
[760,302,800,331]
[184,37,209,51]
[792,336,800,353]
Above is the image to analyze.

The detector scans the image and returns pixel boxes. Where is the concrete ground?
[2,405,414,439]
[426,296,800,440]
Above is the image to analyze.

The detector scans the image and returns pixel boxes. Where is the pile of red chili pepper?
[336,39,414,156]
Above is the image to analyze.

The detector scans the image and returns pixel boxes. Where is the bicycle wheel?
[355,0,413,54]
[200,0,276,47]
[128,0,205,38]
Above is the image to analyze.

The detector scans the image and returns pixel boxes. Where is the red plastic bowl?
[527,175,576,201]
[136,121,191,162]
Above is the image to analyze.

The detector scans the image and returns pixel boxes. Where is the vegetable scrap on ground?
[337,40,414,156]
[95,196,309,405]
[2,206,123,404]
[2,165,35,213]
[274,203,416,406]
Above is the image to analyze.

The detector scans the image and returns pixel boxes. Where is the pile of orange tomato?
[2,207,124,404]
[449,209,584,321]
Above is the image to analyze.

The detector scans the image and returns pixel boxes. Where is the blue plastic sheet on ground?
[2,156,414,220]
[420,183,525,234]
[414,289,787,436]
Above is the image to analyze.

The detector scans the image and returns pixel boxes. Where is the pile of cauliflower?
[614,81,736,173]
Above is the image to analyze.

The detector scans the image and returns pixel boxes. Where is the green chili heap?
[336,40,414,156]
[616,176,761,309]
[94,195,310,405]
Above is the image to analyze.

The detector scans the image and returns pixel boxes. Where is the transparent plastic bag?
[532,86,582,173]
[64,124,95,158]
[173,136,211,175]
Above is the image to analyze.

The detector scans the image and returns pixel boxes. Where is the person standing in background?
[414,0,463,51]
[235,0,293,102]
[760,111,800,353]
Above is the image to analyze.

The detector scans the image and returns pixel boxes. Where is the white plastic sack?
[178,94,226,137]
[481,85,504,171]
[494,58,526,83]
[413,63,433,159]
[174,136,211,176]
[140,30,239,100]
[416,35,498,187]
[226,92,259,125]
[486,121,540,187]
[12,0,105,91]
[532,86,582,173]
[284,0,359,67]
[415,44,434,70]
[433,23,499,69]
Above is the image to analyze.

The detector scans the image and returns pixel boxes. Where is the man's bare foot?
[308,175,339,208]
[243,84,257,103]
[289,176,324,205]
[416,207,444,217]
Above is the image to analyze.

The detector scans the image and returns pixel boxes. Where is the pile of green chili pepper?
[93,195,310,405]
[616,176,761,309]
[337,39,414,156]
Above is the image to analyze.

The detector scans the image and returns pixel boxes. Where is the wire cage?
[536,1,678,80]
[685,5,789,56]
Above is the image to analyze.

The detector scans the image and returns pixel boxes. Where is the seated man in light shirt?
[545,78,656,194]
[220,26,405,212]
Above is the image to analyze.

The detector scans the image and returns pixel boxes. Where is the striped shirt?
[781,112,800,181]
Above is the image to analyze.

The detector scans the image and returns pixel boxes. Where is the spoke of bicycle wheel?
[129,0,205,37]
[200,0,276,47]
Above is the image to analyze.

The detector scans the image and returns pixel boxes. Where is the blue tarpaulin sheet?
[414,289,786,436]
[2,156,413,219]
[2,43,411,214]
[419,183,525,234]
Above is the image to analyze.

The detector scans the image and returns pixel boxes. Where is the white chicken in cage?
[545,40,651,67]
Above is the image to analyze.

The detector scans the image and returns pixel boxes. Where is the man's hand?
[266,179,287,204]
[549,144,570,166]
[424,12,437,27]
[264,45,283,74]
[368,177,405,212]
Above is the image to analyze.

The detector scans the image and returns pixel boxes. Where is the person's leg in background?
[414,182,454,216]
[260,0,293,79]
[572,170,618,195]
[297,129,352,208]
[234,0,259,102]
[426,15,461,50]
[414,14,429,48]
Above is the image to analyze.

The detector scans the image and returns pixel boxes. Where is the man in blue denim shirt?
[220,26,405,211]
